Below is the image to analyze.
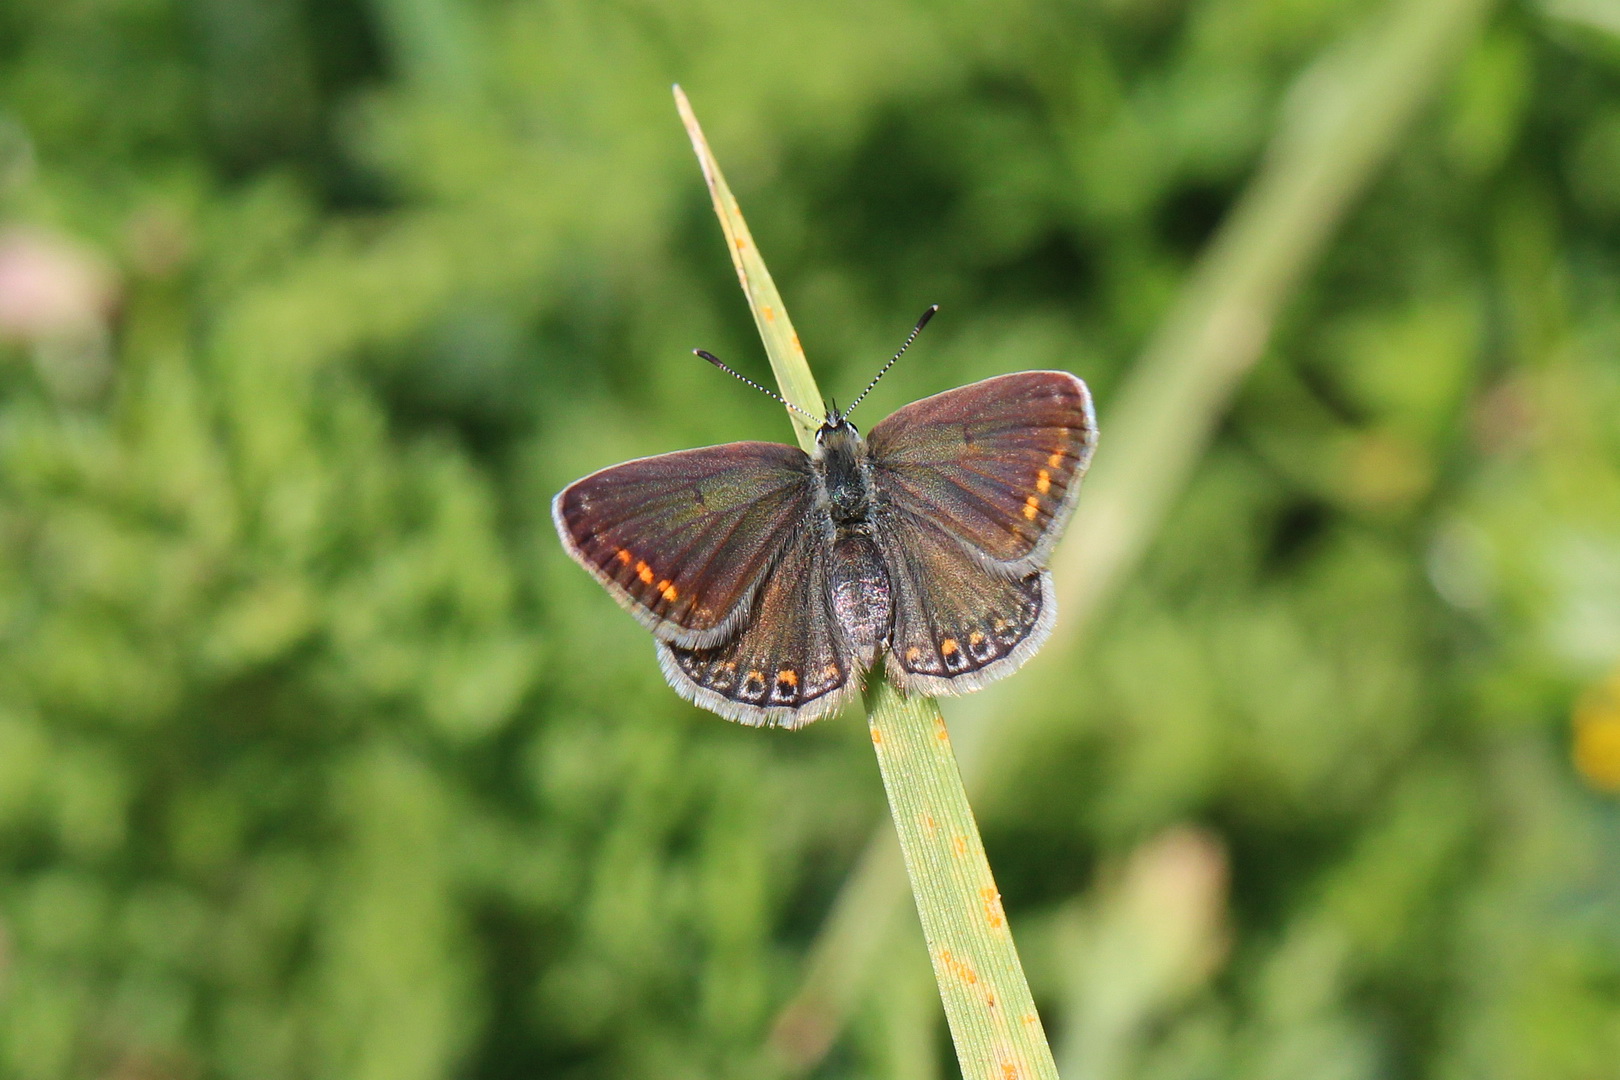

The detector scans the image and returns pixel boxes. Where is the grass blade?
[674,85,822,451]
[674,85,1059,1080]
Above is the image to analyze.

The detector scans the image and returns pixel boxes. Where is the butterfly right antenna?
[694,349,822,423]
[841,304,938,422]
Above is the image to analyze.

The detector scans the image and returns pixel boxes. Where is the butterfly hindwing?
[867,371,1096,573]
[658,520,862,729]
[874,510,1054,696]
[552,442,816,648]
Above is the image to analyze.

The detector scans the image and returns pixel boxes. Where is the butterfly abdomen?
[829,534,891,662]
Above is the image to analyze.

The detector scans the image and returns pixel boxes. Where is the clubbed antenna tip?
[841,305,939,421]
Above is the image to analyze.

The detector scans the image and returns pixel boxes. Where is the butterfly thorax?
[813,418,874,530]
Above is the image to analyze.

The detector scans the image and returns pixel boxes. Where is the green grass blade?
[674,85,822,451]
[864,680,1059,1080]
[674,85,1059,1080]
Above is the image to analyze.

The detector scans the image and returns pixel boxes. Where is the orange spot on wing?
[659,581,678,602]
[1022,495,1040,520]
[777,668,798,687]
[616,549,632,564]
[905,646,922,662]
[1036,469,1051,494]
[823,663,840,679]
[636,561,654,584]
[941,638,958,656]
[1048,451,1065,468]
[969,631,984,646]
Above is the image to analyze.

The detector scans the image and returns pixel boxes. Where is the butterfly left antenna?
[694,349,822,423]
[841,304,939,421]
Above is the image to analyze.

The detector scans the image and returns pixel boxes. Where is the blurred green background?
[3,0,1620,1077]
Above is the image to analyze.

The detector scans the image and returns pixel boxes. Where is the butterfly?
[553,307,1096,728]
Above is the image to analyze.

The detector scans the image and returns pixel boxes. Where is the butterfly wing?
[867,370,1093,694]
[866,371,1096,575]
[659,520,862,729]
[874,510,1054,696]
[553,441,815,649]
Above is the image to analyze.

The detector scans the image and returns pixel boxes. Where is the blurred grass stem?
[768,0,1496,1069]
[674,86,1060,1080]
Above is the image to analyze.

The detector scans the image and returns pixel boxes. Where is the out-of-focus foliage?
[1,1,1618,1078]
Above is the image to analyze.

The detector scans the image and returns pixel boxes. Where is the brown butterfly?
[554,308,1096,727]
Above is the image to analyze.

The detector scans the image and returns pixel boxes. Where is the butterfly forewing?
[867,371,1096,573]
[552,442,816,648]
[659,522,862,729]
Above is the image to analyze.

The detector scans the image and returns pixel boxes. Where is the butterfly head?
[814,409,863,461]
